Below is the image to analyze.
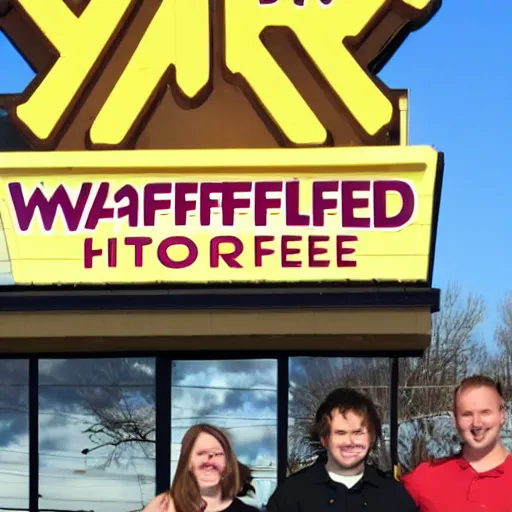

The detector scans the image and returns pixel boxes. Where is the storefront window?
[171,360,278,508]
[288,357,391,474]
[0,359,28,510]
[398,357,459,473]
[38,358,156,512]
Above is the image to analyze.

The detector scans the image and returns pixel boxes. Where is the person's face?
[321,409,372,471]
[455,386,505,452]
[189,433,227,489]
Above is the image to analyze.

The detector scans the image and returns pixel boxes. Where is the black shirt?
[222,498,259,511]
[266,460,416,512]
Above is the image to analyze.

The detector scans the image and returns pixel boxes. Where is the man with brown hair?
[402,374,512,511]
[267,388,416,511]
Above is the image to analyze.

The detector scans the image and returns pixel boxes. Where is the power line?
[0,470,153,482]
[0,383,468,391]
[0,448,155,461]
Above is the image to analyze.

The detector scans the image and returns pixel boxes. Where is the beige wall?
[0,307,431,353]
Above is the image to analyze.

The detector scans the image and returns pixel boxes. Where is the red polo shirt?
[401,454,512,511]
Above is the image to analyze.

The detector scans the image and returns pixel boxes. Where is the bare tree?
[287,283,488,474]
[75,359,155,467]
[494,293,512,397]
[398,282,487,471]
[288,357,391,473]
[80,385,155,467]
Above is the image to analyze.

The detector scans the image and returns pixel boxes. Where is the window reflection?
[38,358,156,512]
[0,359,28,510]
[398,357,460,472]
[171,360,278,508]
[288,357,391,474]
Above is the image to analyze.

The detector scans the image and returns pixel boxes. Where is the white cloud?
[0,358,279,511]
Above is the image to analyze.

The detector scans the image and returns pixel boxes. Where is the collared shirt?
[266,458,416,512]
[401,454,512,512]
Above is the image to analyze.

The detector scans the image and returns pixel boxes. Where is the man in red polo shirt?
[401,375,512,511]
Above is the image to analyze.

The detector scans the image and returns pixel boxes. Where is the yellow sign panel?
[0,147,441,285]
[6,0,441,148]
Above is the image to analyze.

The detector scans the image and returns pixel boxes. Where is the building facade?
[0,0,443,510]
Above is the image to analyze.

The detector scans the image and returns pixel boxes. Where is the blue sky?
[1,0,510,345]
[379,0,512,345]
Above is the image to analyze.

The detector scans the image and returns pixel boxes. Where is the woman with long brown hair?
[143,424,259,512]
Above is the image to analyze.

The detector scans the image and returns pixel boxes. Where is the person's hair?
[170,424,240,512]
[311,388,382,447]
[237,461,255,497]
[453,375,504,411]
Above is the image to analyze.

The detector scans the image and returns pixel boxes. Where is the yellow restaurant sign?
[0,147,441,285]
[0,0,443,286]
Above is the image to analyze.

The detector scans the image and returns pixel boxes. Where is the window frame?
[0,351,404,512]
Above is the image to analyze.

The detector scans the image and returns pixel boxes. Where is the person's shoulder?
[266,461,325,511]
[367,465,411,490]
[369,465,401,482]
[503,453,512,468]
[406,455,460,476]
[269,461,320,499]
[365,467,416,509]
[278,461,321,490]
[231,498,260,511]
[400,455,462,489]
[286,461,320,480]
[429,454,462,467]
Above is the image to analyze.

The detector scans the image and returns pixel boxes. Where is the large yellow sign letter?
[13,0,134,141]
[90,0,210,146]
[225,0,434,146]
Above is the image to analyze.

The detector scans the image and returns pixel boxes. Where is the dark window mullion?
[389,357,399,471]
[277,356,289,484]
[155,355,172,496]
[28,357,38,512]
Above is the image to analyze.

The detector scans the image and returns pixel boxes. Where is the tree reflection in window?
[288,357,391,474]
[38,358,156,512]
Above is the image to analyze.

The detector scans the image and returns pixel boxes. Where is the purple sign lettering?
[8,178,417,273]
[157,236,198,269]
[174,183,198,226]
[84,237,102,269]
[286,181,310,226]
[144,183,172,227]
[9,182,92,232]
[259,0,332,5]
[8,179,416,233]
[281,235,302,268]
[210,236,244,268]
[107,238,117,268]
[221,182,252,226]
[115,185,139,227]
[373,180,415,229]
[341,181,371,229]
[336,235,357,267]
[125,236,153,267]
[254,181,283,226]
[85,182,114,230]
[308,235,330,267]
[312,181,339,226]
[254,236,275,267]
